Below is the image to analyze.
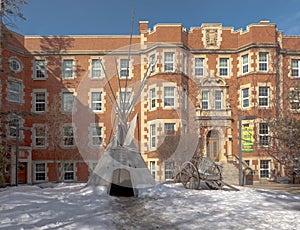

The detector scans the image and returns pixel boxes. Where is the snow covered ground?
[0,183,299,230]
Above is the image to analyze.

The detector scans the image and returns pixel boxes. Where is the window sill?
[32,77,47,81]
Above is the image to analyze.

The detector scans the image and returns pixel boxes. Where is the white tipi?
[88,56,155,197]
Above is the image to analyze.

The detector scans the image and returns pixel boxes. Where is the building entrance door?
[18,162,27,184]
[206,130,220,161]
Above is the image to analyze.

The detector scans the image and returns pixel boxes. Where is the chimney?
[139,21,149,34]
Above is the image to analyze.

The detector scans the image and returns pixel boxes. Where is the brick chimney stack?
[139,21,149,34]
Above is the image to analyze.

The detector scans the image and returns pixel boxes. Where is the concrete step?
[221,163,239,185]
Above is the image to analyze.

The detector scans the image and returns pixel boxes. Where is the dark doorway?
[109,168,134,197]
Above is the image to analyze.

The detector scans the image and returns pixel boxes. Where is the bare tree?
[0,0,27,27]
[0,144,7,187]
[264,111,300,180]
[44,94,78,182]
[0,0,27,69]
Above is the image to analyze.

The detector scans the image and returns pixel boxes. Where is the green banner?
[242,126,254,152]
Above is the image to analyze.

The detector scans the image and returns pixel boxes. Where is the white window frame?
[64,163,75,181]
[164,161,174,180]
[164,52,174,72]
[259,52,268,72]
[259,123,269,146]
[120,59,130,78]
[149,54,155,74]
[164,87,175,107]
[91,126,103,146]
[182,53,187,74]
[258,87,269,107]
[290,89,300,110]
[215,90,222,110]
[34,92,46,112]
[202,91,209,110]
[291,59,300,77]
[62,92,74,112]
[242,54,249,74]
[242,88,250,108]
[149,161,156,178]
[34,125,46,148]
[183,88,187,110]
[63,126,75,147]
[260,160,271,178]
[9,57,22,73]
[149,88,156,109]
[150,124,156,149]
[34,59,47,79]
[119,91,132,111]
[8,118,19,138]
[7,81,21,103]
[91,59,102,79]
[91,92,103,112]
[164,123,175,135]
[63,60,74,79]
[35,163,46,182]
[219,58,229,76]
[195,58,204,77]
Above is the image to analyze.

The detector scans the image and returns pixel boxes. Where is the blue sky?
[13,0,300,36]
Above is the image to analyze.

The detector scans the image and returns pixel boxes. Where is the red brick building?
[1,20,300,185]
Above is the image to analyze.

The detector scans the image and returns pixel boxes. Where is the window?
[34,92,46,112]
[219,58,229,76]
[34,60,46,79]
[64,163,74,181]
[164,52,174,72]
[91,59,102,79]
[62,92,74,112]
[242,88,249,108]
[149,88,156,109]
[149,161,155,178]
[63,126,74,146]
[8,118,19,137]
[91,126,102,146]
[164,87,175,107]
[34,125,46,147]
[182,53,187,74]
[290,89,300,110]
[259,52,268,72]
[149,54,155,74]
[164,123,175,135]
[260,160,270,178]
[215,91,222,109]
[245,160,250,166]
[259,123,269,146]
[9,57,22,73]
[291,59,300,77]
[120,91,132,111]
[242,54,249,74]
[7,81,21,103]
[91,92,102,112]
[183,123,187,134]
[150,124,156,148]
[120,59,129,78]
[165,161,174,180]
[63,60,74,79]
[35,163,46,181]
[258,87,269,107]
[195,58,204,77]
[183,88,187,110]
[202,91,209,109]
